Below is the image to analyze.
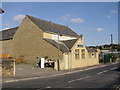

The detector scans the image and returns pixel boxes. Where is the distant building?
[100,50,110,53]
[0,15,99,70]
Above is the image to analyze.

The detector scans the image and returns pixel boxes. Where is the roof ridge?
[26,15,69,28]
[61,41,70,51]
[62,39,78,42]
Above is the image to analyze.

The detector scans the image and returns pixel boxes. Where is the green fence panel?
[104,54,111,63]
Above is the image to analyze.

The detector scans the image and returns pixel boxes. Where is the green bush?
[108,53,117,62]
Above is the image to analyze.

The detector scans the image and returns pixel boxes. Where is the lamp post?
[57,34,62,71]
[57,34,60,71]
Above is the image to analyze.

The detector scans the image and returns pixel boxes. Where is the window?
[75,49,80,60]
[81,49,85,59]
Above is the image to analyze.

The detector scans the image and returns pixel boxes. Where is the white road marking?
[115,85,120,90]
[110,67,118,70]
[68,76,91,83]
[45,86,51,88]
[63,64,108,75]
[97,70,108,75]
[4,62,119,83]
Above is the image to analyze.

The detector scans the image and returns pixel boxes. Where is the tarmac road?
[2,62,120,89]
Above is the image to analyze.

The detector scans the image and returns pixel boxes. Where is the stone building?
[0,15,99,70]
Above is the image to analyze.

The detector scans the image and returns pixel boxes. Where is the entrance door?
[65,54,68,69]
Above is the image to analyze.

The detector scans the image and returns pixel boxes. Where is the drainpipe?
[70,50,72,69]
[57,59,60,71]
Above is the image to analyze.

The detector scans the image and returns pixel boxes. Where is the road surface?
[2,62,120,89]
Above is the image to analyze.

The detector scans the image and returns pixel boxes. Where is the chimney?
[79,34,84,42]
[111,34,113,45]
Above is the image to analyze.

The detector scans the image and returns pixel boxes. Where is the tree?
[99,46,102,50]
[117,48,120,51]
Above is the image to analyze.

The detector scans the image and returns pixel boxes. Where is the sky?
[1,2,118,46]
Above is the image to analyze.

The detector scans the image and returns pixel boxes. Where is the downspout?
[70,50,72,69]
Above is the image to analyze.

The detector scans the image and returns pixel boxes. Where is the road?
[2,63,120,89]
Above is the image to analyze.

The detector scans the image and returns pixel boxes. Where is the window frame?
[75,49,80,60]
[81,49,85,59]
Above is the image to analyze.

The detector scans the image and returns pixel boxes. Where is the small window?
[75,49,80,60]
[81,49,85,59]
[89,53,96,58]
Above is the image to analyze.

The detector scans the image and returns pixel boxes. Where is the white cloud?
[3,23,11,27]
[60,14,85,23]
[88,28,93,30]
[3,28,10,30]
[70,18,85,23]
[106,15,111,18]
[96,28,104,32]
[13,15,25,22]
[111,10,117,14]
[105,9,117,18]
[60,14,71,20]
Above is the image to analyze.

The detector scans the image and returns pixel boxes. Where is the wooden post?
[57,59,60,71]
[13,61,15,76]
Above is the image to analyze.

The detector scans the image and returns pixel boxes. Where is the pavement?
[2,61,119,83]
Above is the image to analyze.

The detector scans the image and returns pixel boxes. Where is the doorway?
[65,54,68,69]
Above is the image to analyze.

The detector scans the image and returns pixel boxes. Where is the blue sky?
[2,2,118,46]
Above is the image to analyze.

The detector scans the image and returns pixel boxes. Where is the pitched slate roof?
[62,39,78,49]
[86,47,97,52]
[27,15,79,38]
[44,38,70,53]
[0,27,18,41]
[1,15,80,41]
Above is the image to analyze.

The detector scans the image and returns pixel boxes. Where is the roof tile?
[44,38,70,53]
[0,27,18,41]
[62,39,78,49]
[27,15,79,38]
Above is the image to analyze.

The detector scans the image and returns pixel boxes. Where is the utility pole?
[57,34,60,71]
[111,34,113,53]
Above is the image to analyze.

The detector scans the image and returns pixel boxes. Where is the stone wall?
[12,16,63,65]
[2,60,15,76]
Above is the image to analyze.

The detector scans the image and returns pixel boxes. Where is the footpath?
[2,61,119,83]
